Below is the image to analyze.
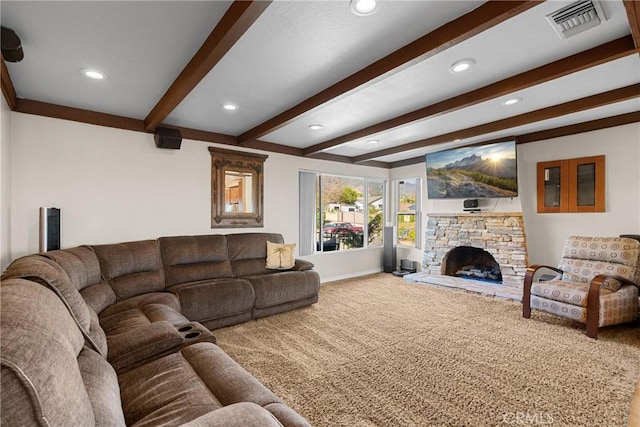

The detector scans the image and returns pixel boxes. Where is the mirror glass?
[225,170,254,213]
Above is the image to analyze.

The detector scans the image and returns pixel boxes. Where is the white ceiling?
[2,0,639,167]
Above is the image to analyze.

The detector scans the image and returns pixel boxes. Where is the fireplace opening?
[441,246,503,284]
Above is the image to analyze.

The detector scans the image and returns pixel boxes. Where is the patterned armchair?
[522,236,640,339]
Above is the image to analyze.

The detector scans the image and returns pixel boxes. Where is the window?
[395,178,421,248]
[298,171,385,254]
[537,155,605,213]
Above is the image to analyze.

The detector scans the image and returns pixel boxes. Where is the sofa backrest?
[227,233,284,277]
[92,240,166,300]
[1,254,108,357]
[559,236,640,284]
[0,279,126,426]
[42,246,117,314]
[159,235,234,287]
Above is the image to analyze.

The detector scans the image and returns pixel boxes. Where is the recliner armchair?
[523,236,640,339]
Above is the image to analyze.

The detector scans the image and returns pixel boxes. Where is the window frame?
[299,170,387,254]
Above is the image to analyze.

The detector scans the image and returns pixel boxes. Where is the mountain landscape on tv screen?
[427,153,517,199]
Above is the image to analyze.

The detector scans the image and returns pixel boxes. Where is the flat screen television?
[425,140,517,199]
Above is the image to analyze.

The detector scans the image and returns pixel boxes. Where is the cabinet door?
[537,160,568,213]
[568,155,605,212]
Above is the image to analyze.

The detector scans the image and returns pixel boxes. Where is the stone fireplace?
[423,212,528,288]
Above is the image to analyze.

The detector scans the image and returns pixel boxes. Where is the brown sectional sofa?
[1,232,319,426]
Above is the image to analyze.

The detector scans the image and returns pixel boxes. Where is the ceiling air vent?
[546,0,606,39]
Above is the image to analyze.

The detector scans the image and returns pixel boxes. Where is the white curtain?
[298,171,316,256]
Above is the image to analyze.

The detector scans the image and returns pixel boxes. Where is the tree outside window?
[396,178,420,247]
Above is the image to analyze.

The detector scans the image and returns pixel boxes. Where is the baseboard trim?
[320,268,384,284]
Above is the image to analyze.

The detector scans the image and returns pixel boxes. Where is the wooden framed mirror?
[209,147,268,228]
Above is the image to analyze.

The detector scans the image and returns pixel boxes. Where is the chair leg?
[522,268,534,319]
[586,279,601,339]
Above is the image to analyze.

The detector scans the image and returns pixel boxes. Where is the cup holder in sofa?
[175,322,217,345]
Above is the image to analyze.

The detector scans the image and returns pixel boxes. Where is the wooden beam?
[517,111,640,144]
[16,99,146,132]
[1,57,17,110]
[237,0,541,143]
[304,36,636,156]
[352,83,640,162]
[623,0,640,49]
[388,112,640,168]
[144,0,272,131]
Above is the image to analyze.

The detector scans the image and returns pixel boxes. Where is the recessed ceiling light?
[367,139,380,144]
[453,139,461,142]
[308,124,324,130]
[449,59,475,74]
[350,0,380,16]
[81,68,107,80]
[502,97,522,106]
[222,103,238,111]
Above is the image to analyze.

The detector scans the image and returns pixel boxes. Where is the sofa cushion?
[93,240,165,300]
[100,295,187,336]
[180,402,283,427]
[1,279,123,426]
[159,235,234,286]
[560,236,640,284]
[118,342,305,427]
[168,279,255,323]
[78,347,127,426]
[247,270,321,309]
[227,233,284,277]
[0,255,107,356]
[43,246,117,313]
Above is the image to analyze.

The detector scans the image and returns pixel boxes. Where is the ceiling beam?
[388,112,640,168]
[16,99,146,132]
[623,0,640,49]
[143,0,272,131]
[352,83,640,163]
[237,0,541,143]
[1,57,17,110]
[516,111,640,144]
[303,36,636,156]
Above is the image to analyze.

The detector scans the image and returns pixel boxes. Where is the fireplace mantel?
[423,212,528,288]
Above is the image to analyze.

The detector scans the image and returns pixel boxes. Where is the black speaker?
[154,127,182,149]
[40,207,61,252]
[383,226,397,273]
[463,199,478,209]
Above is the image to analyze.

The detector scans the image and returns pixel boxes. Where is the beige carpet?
[215,274,640,427]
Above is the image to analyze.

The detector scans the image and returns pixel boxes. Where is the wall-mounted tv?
[425,140,517,199]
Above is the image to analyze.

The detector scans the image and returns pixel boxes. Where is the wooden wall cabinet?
[537,155,605,213]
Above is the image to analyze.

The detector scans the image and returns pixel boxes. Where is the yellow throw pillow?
[266,241,296,270]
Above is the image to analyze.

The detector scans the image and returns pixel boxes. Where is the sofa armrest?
[292,259,314,271]
[107,321,184,372]
[179,402,284,427]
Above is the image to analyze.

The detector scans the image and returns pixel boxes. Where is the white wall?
[7,113,640,280]
[392,124,640,270]
[519,123,640,266]
[8,113,389,281]
[1,98,12,271]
